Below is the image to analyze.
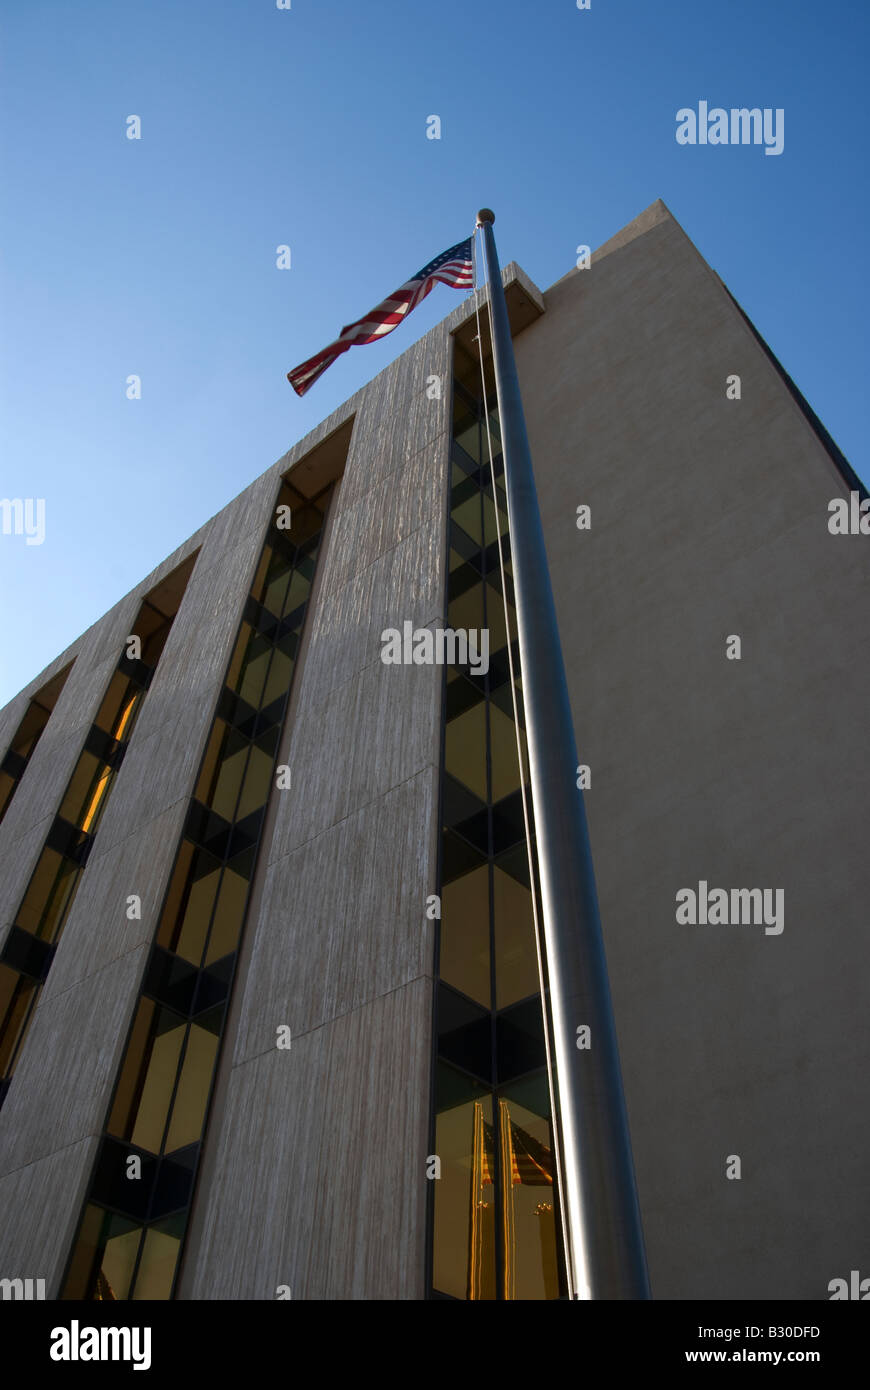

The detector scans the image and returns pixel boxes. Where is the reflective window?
[0,666,71,825]
[131,1216,185,1300]
[62,480,334,1300]
[14,849,81,943]
[430,378,565,1299]
[439,865,490,1007]
[0,967,38,1079]
[0,565,196,1099]
[433,1080,496,1300]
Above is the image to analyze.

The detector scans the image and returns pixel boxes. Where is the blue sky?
[1,0,867,707]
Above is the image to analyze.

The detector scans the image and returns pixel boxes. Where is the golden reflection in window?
[432,383,565,1300]
[482,491,509,547]
[164,1020,219,1153]
[0,967,37,1076]
[61,482,332,1302]
[235,741,274,821]
[281,569,311,619]
[444,703,487,801]
[16,849,81,942]
[112,692,140,743]
[156,843,222,965]
[448,545,468,575]
[440,865,490,1008]
[131,1218,184,1300]
[79,765,114,835]
[433,1095,495,1300]
[493,864,538,1009]
[0,688,62,823]
[204,864,249,964]
[108,1001,182,1154]
[451,494,483,545]
[58,753,101,827]
[61,1205,111,1299]
[447,583,485,637]
[200,726,249,821]
[262,647,294,710]
[488,703,526,803]
[262,559,292,618]
[499,1093,559,1301]
[226,627,273,709]
[94,1218,141,1302]
[93,673,134,737]
[454,420,481,465]
[129,1016,186,1154]
[434,1089,558,1301]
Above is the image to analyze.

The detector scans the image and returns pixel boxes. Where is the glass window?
[141,618,172,669]
[163,1016,220,1153]
[63,482,333,1302]
[131,1216,185,1300]
[235,740,275,822]
[203,862,249,964]
[248,545,274,609]
[10,705,49,758]
[433,1080,496,1300]
[64,1206,142,1301]
[488,704,526,803]
[485,580,515,656]
[225,626,273,709]
[99,1220,143,1302]
[261,647,294,711]
[441,828,487,886]
[0,966,38,1078]
[157,841,223,965]
[59,751,116,833]
[195,721,250,822]
[94,674,140,739]
[452,403,482,466]
[280,569,311,621]
[447,582,485,637]
[482,487,509,547]
[440,864,490,1008]
[108,1000,186,1154]
[493,862,538,1009]
[290,503,325,543]
[498,1080,561,1300]
[15,848,81,943]
[0,771,16,819]
[451,492,483,547]
[445,702,487,802]
[261,557,293,619]
[431,381,564,1299]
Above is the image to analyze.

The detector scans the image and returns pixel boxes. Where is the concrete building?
[0,199,867,1301]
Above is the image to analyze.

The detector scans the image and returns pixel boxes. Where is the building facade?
[0,200,867,1300]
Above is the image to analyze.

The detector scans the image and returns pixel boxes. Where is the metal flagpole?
[474,208,650,1300]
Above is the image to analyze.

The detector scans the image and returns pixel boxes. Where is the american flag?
[287,236,474,396]
[480,1118,553,1187]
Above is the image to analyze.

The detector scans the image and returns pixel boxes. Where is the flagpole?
[474,209,650,1300]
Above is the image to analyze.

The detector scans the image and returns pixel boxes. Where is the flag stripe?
[287,236,473,395]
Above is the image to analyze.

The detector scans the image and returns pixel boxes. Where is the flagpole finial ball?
[476,208,495,225]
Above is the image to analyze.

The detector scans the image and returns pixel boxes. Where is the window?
[0,664,72,824]
[429,378,566,1300]
[0,562,196,1104]
[61,482,333,1300]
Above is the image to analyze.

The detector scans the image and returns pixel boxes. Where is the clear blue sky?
[1,0,867,708]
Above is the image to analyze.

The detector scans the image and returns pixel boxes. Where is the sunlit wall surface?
[0,571,195,1108]
[0,664,72,826]
[61,481,331,1300]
